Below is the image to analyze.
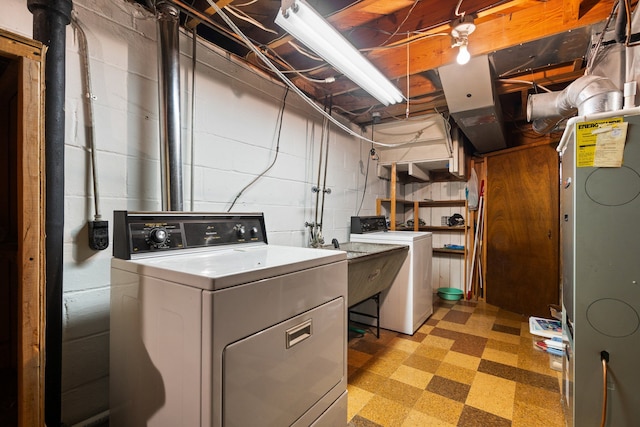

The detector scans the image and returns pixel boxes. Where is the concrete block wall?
[2,0,386,424]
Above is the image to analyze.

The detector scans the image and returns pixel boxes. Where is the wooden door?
[485,143,559,317]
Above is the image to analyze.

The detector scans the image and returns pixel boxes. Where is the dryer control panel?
[113,211,267,259]
[351,216,388,234]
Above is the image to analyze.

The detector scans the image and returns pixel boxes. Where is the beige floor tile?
[421,334,455,350]
[435,361,477,385]
[389,364,434,389]
[472,303,500,316]
[413,390,464,425]
[362,353,405,377]
[347,299,566,427]
[377,378,423,407]
[482,346,519,367]
[431,307,449,320]
[401,409,457,427]
[469,312,500,323]
[514,382,563,413]
[517,341,557,375]
[346,385,374,421]
[417,323,434,334]
[435,320,479,335]
[357,395,411,427]
[375,346,412,364]
[387,336,421,354]
[451,304,476,313]
[511,400,566,427]
[413,344,449,361]
[442,350,481,371]
[348,369,387,394]
[466,372,517,420]
[458,325,493,338]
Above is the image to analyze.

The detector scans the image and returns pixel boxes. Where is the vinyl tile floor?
[347,297,566,427]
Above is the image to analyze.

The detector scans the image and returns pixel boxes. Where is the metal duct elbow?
[527,75,623,134]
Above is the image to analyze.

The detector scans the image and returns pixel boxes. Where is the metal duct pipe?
[527,74,623,134]
[27,0,72,425]
[156,2,183,211]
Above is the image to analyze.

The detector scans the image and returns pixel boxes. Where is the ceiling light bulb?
[457,44,470,65]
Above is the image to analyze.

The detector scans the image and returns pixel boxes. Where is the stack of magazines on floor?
[529,316,564,370]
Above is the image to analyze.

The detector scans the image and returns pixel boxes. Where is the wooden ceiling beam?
[370,0,615,80]
[185,0,234,29]
[563,0,581,23]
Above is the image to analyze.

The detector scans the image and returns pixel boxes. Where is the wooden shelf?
[418,199,466,207]
[419,226,466,232]
[377,198,414,205]
[374,162,470,299]
[433,247,464,255]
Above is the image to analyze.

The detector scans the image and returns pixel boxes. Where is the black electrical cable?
[356,123,374,215]
[227,86,289,211]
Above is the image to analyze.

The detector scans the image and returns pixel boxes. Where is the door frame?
[1,28,46,426]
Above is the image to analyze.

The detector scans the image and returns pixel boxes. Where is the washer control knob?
[149,227,168,246]
[250,226,259,238]
[234,224,246,239]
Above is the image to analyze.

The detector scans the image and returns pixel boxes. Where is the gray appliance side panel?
[572,114,640,426]
[560,127,576,427]
[109,266,203,427]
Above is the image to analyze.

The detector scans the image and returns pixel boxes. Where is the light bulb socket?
[451,14,476,39]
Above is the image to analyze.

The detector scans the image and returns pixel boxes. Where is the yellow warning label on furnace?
[575,118,627,167]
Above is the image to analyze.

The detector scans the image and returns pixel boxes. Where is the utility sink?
[322,242,408,307]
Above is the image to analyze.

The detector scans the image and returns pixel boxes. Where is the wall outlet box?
[89,220,109,250]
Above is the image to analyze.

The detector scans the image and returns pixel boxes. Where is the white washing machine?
[349,216,432,335]
[110,211,348,427]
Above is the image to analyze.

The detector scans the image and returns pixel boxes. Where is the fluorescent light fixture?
[275,0,404,106]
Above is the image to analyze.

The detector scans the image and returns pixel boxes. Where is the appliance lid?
[350,230,431,242]
[111,245,346,291]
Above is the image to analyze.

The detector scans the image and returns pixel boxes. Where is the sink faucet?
[331,238,340,249]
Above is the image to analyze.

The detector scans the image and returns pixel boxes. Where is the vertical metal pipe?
[156,2,183,211]
[27,0,72,425]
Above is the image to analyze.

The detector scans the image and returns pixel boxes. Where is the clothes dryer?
[110,211,348,426]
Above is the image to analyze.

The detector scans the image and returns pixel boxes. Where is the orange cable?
[600,357,608,427]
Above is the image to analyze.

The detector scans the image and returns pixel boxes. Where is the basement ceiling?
[137,0,623,152]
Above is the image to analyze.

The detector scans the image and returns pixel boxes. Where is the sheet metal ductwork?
[156,1,183,211]
[438,55,507,154]
[527,74,623,134]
